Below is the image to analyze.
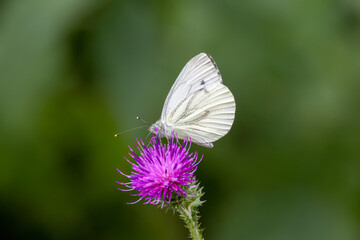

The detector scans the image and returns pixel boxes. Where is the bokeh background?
[1,0,360,239]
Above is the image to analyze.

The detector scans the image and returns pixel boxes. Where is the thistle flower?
[117,132,202,208]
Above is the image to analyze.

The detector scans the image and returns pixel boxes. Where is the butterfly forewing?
[161,53,223,121]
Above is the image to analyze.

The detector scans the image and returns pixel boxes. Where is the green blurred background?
[1,0,360,239]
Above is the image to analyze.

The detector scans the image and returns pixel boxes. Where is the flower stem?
[176,203,203,240]
[174,184,204,240]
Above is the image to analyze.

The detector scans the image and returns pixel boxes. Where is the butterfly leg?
[145,131,153,148]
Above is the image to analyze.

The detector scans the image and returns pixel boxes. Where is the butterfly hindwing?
[168,84,235,147]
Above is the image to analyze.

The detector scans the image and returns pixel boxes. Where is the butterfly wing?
[161,53,223,122]
[167,84,236,147]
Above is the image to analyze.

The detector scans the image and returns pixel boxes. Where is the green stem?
[176,202,203,240]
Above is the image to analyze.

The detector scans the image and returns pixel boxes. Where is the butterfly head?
[149,120,167,138]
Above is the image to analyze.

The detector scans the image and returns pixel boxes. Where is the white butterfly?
[149,53,236,148]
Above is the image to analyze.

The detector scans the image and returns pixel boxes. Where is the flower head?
[117,132,202,208]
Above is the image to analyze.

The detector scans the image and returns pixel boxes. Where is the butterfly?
[149,53,236,148]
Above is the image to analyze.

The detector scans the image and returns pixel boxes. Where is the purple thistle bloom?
[117,132,202,208]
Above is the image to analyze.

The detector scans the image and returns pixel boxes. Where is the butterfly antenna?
[136,116,149,125]
[114,125,147,137]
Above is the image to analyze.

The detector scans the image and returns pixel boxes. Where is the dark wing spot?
[200,80,205,85]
